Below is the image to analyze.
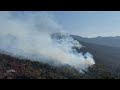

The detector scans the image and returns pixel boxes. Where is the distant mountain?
[71,35,120,48]
[75,40,120,65]
[71,35,120,66]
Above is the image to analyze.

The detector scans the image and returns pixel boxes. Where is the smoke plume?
[0,11,95,72]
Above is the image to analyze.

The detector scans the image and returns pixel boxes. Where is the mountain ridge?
[71,35,120,48]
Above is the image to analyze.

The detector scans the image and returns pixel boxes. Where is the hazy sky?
[52,11,120,37]
[12,11,120,37]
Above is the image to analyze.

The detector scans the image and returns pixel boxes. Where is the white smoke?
[0,11,95,72]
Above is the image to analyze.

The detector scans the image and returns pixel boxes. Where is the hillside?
[0,53,120,79]
[0,53,85,79]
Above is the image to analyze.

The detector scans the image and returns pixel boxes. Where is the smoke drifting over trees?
[0,11,95,72]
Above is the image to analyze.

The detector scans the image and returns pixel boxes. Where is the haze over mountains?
[71,35,120,48]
